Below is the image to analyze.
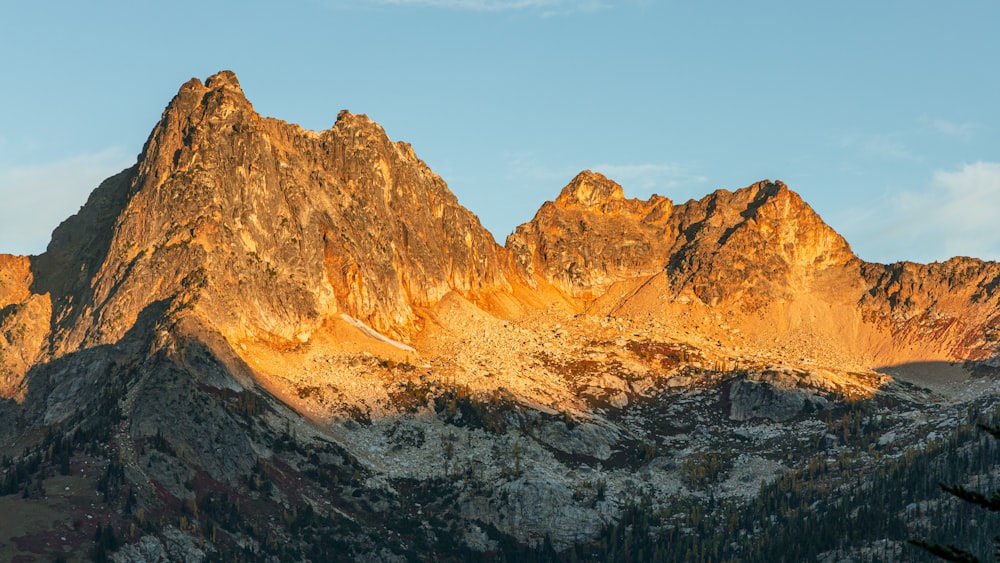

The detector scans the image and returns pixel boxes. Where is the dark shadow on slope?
[716,182,781,247]
[0,299,166,451]
[28,165,137,342]
[875,361,980,395]
[0,298,292,532]
[0,166,138,444]
[7,323,1000,560]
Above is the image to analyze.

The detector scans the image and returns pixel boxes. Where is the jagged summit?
[0,71,996,391]
[1,72,517,395]
[160,70,254,129]
[0,70,997,409]
[2,71,1000,560]
[175,69,246,100]
[554,170,628,208]
[204,69,243,91]
[508,175,854,302]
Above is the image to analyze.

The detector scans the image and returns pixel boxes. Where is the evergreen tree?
[912,424,1000,562]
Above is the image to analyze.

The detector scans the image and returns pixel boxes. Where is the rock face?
[0,254,50,398]
[2,71,1000,560]
[3,71,514,400]
[511,173,1000,367]
[136,72,505,340]
[729,376,831,422]
[860,258,1000,362]
[507,170,675,299]
[661,181,857,307]
[509,175,855,305]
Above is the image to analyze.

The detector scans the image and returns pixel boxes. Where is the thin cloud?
[590,163,707,197]
[367,0,607,13]
[929,118,981,141]
[504,152,573,183]
[504,153,705,200]
[839,133,921,162]
[931,162,1000,258]
[854,162,1000,263]
[0,148,134,255]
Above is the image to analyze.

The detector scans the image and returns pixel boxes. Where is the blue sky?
[1,0,998,263]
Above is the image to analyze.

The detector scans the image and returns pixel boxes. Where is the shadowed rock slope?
[1,71,1000,560]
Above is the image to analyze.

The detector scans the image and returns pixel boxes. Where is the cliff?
[1,71,999,559]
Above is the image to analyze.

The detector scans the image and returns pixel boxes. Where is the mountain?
[511,170,1000,370]
[1,71,999,561]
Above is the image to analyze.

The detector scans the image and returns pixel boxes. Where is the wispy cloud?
[366,0,607,13]
[590,163,707,195]
[928,162,1000,258]
[928,117,981,141]
[0,148,134,255]
[850,162,1000,263]
[503,152,574,183]
[840,133,921,162]
[504,153,705,199]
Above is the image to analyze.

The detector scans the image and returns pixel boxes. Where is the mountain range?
[1,71,998,562]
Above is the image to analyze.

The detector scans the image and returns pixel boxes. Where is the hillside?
[1,71,999,561]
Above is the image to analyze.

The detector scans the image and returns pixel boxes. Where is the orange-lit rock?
[1,71,999,557]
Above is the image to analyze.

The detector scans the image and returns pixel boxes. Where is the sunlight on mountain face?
[1,72,998,561]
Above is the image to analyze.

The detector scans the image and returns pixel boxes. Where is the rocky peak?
[659,180,858,307]
[507,172,677,299]
[18,71,514,366]
[554,170,627,210]
[204,69,243,91]
[333,108,378,129]
[510,176,858,306]
[161,70,253,129]
[682,179,855,269]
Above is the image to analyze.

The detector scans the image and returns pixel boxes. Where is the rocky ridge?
[1,71,999,561]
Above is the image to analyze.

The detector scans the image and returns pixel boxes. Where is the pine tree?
[911,424,1000,562]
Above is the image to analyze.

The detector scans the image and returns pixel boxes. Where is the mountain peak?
[162,70,253,126]
[555,170,626,209]
[4,71,1000,561]
[204,69,243,92]
[175,70,245,97]
[36,71,515,354]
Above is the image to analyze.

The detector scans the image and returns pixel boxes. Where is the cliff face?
[134,72,508,342]
[2,71,1000,559]
[1,71,997,402]
[860,258,1000,362]
[0,254,49,398]
[511,173,999,367]
[509,174,856,305]
[662,181,857,307]
[23,72,511,363]
[507,171,675,299]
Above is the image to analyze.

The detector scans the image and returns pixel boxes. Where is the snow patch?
[340,313,416,352]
